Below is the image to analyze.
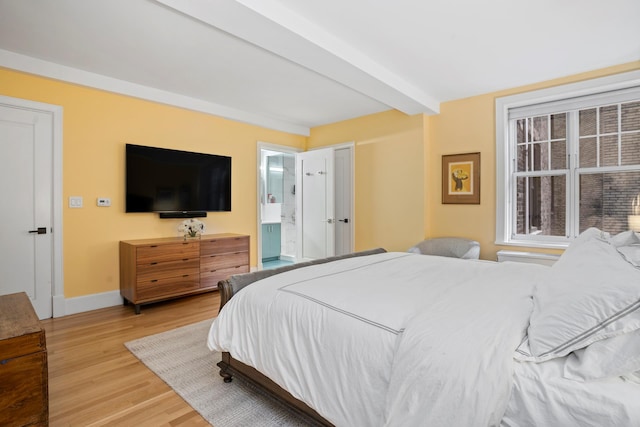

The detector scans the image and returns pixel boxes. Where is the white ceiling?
[0,0,638,136]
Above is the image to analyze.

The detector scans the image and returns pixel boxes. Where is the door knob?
[338,218,349,223]
[326,218,334,224]
[29,227,47,235]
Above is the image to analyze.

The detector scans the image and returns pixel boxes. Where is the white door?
[296,148,335,261]
[0,104,53,319]
[334,147,353,256]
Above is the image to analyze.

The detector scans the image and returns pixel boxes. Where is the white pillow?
[618,245,640,267]
[516,228,640,362]
[611,230,640,267]
[569,226,610,246]
[563,329,640,382]
[611,230,640,247]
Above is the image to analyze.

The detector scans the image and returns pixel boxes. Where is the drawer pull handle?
[210,270,217,273]
[150,245,158,248]
[183,258,189,261]
[150,262,158,265]
[183,274,189,278]
[151,279,158,282]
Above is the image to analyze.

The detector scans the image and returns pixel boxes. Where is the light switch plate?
[69,196,83,208]
[97,198,111,207]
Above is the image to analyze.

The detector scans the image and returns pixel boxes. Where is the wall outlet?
[97,198,111,207]
[69,196,83,208]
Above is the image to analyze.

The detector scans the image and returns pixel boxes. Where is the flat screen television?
[126,144,231,217]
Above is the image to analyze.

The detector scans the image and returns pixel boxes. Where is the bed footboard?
[217,248,386,311]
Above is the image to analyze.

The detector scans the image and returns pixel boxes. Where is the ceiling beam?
[154,0,440,115]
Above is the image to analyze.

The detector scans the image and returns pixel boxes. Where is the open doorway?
[257,142,354,270]
[257,143,300,270]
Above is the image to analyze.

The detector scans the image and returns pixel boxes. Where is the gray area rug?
[124,319,312,426]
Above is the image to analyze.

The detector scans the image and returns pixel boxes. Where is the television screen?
[126,144,231,214]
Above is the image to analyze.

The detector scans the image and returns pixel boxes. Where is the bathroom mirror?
[266,154,284,204]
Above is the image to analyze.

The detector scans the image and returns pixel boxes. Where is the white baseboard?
[52,294,66,318]
[58,290,123,317]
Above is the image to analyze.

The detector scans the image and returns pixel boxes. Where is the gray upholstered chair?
[408,237,480,260]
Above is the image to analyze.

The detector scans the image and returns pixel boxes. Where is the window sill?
[495,238,569,251]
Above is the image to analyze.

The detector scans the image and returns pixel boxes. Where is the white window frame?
[496,69,640,249]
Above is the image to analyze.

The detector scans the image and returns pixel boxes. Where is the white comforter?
[208,252,547,426]
[502,357,640,427]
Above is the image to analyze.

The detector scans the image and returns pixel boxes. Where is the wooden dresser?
[120,233,249,313]
[0,292,48,427]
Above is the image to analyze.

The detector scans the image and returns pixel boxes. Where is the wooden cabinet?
[120,233,249,313]
[261,223,281,261]
[0,292,48,427]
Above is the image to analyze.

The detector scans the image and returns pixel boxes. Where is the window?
[496,71,640,248]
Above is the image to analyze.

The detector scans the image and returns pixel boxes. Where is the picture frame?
[442,152,480,204]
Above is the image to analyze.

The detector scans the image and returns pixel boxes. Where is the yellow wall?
[0,68,305,298]
[308,110,426,252]
[427,61,640,259]
[2,60,639,299]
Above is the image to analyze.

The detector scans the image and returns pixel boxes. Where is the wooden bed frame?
[217,351,331,426]
[215,248,387,427]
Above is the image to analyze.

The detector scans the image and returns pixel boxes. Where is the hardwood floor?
[41,292,221,426]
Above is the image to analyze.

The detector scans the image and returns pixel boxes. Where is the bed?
[207,228,640,426]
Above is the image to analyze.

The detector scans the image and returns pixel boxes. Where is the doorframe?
[256,141,301,270]
[0,95,64,317]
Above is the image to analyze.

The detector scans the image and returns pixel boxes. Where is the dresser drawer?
[136,242,199,264]
[200,252,248,271]
[136,259,200,282]
[201,265,250,289]
[136,274,200,301]
[200,236,249,256]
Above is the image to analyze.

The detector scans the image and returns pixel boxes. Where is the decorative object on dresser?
[0,292,48,427]
[178,218,205,239]
[120,233,249,314]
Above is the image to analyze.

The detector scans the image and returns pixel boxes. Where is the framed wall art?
[442,152,480,204]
